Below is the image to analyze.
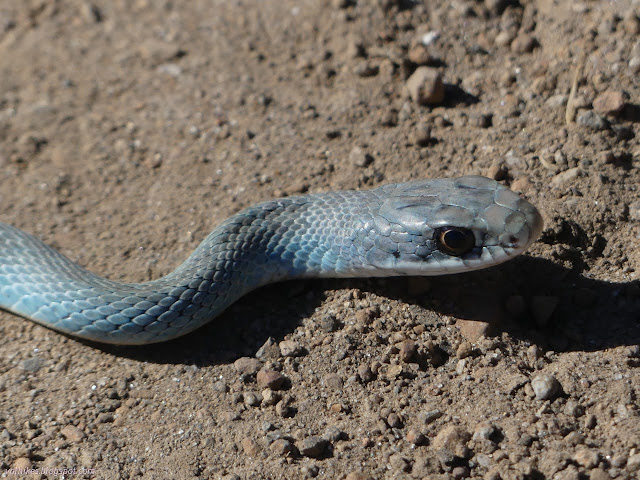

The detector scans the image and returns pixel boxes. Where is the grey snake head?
[364,175,543,275]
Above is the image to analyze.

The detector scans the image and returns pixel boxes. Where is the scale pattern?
[0,176,543,344]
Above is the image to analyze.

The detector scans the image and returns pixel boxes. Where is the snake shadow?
[94,254,640,366]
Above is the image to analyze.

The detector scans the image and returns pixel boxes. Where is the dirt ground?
[0,0,639,479]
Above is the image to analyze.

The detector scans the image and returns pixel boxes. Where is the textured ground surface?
[0,1,639,479]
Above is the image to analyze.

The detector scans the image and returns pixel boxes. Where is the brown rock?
[278,340,303,357]
[432,425,471,451]
[61,425,86,443]
[410,124,432,147]
[486,161,507,181]
[550,168,581,189]
[322,373,344,389]
[530,373,561,400]
[592,90,625,116]
[357,364,375,383]
[399,340,417,362]
[408,44,433,65]
[257,369,286,390]
[349,146,374,167]
[13,457,31,470]
[406,67,445,105]
[457,319,491,341]
[241,437,261,456]
[511,176,532,193]
[573,448,600,468]
[233,357,262,375]
[510,34,538,54]
[270,438,294,456]
[355,306,380,325]
[405,428,426,445]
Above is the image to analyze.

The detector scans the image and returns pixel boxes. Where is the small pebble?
[354,61,379,77]
[457,319,491,341]
[456,341,473,359]
[262,388,281,406]
[279,340,303,357]
[452,466,470,479]
[405,428,426,445]
[233,357,262,375]
[399,340,417,362]
[410,124,432,147]
[357,364,375,383]
[573,448,600,468]
[270,438,293,456]
[474,113,493,128]
[13,457,31,470]
[622,11,640,34]
[322,373,343,389]
[511,177,532,192]
[408,44,433,65]
[486,160,507,181]
[530,373,561,400]
[485,0,509,15]
[510,34,537,54]
[389,454,411,472]
[550,168,581,189]
[244,392,262,407]
[349,146,374,167]
[22,357,44,373]
[387,412,403,428]
[275,399,295,418]
[257,370,286,390]
[592,90,625,116]
[577,111,609,131]
[432,425,471,451]
[299,436,329,458]
[61,425,86,443]
[406,67,445,105]
[241,437,261,456]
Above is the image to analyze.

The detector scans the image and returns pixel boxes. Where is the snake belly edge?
[0,175,543,345]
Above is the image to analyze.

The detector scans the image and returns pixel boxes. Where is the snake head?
[367,175,544,275]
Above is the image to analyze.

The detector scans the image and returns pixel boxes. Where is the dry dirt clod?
[406,67,445,105]
[257,370,286,390]
[592,90,625,116]
[531,373,562,400]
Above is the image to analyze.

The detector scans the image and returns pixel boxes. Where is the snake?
[0,175,543,345]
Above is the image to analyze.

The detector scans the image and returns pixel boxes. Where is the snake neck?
[164,190,381,289]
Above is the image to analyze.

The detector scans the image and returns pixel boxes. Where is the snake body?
[0,176,543,345]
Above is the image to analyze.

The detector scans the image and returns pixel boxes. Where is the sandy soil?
[1,0,639,479]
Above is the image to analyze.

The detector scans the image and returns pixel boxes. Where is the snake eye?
[435,227,475,256]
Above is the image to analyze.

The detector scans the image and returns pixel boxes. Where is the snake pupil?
[435,227,475,256]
